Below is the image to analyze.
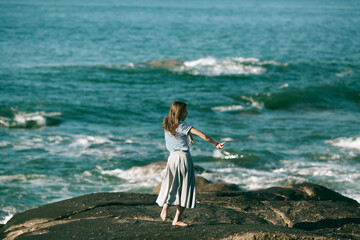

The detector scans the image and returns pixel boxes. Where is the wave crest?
[326,136,360,151]
[0,207,17,224]
[172,57,285,76]
[212,96,264,113]
[0,109,62,129]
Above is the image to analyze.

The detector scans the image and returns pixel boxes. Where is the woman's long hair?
[163,101,187,136]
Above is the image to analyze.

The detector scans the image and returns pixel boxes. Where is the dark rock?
[195,176,240,192]
[1,183,359,240]
[142,59,184,67]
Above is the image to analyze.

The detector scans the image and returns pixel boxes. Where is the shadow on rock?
[293,218,360,231]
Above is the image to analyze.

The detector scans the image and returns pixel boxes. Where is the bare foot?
[160,207,168,221]
[172,221,190,227]
[160,210,167,221]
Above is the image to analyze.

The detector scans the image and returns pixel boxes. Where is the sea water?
[1,0,360,224]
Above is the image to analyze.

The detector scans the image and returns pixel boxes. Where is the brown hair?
[163,101,187,136]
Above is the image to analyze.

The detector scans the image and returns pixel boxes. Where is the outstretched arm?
[190,128,225,149]
[188,132,195,145]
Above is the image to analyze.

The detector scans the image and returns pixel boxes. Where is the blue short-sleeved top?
[165,122,193,152]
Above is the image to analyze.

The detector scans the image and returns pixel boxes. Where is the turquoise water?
[1,0,360,223]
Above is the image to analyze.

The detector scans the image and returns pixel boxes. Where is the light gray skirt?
[156,151,196,208]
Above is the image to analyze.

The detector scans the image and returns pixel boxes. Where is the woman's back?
[164,122,192,152]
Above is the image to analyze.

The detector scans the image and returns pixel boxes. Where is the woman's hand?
[216,142,225,149]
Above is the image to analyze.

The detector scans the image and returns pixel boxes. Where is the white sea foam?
[0,174,27,182]
[212,96,264,113]
[212,105,245,112]
[0,207,17,224]
[213,150,240,160]
[0,141,11,148]
[10,133,128,160]
[98,164,165,188]
[172,57,285,76]
[336,70,352,78]
[70,135,110,148]
[125,63,135,68]
[326,136,360,151]
[199,164,302,191]
[280,83,289,88]
[63,135,126,160]
[198,159,360,203]
[12,135,46,151]
[47,136,67,144]
[0,110,61,129]
[0,174,47,182]
[241,95,264,109]
[83,171,92,177]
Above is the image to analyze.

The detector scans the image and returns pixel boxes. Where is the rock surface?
[142,59,184,67]
[1,183,359,240]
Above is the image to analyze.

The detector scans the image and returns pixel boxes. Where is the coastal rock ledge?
[1,183,359,240]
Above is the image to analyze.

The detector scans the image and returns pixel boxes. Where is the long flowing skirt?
[156,151,196,208]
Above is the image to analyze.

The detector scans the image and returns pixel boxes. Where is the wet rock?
[195,176,240,192]
[1,183,359,240]
[142,59,184,67]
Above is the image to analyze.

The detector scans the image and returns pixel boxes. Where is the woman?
[156,101,225,227]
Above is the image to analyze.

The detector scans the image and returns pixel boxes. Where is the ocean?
[1,0,360,224]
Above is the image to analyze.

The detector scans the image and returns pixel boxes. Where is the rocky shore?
[1,163,359,239]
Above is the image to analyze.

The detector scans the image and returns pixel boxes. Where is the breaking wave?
[212,96,264,113]
[212,83,359,113]
[0,207,17,224]
[103,56,287,77]
[199,159,360,203]
[173,57,286,76]
[0,109,62,129]
[97,163,166,191]
[326,136,360,151]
